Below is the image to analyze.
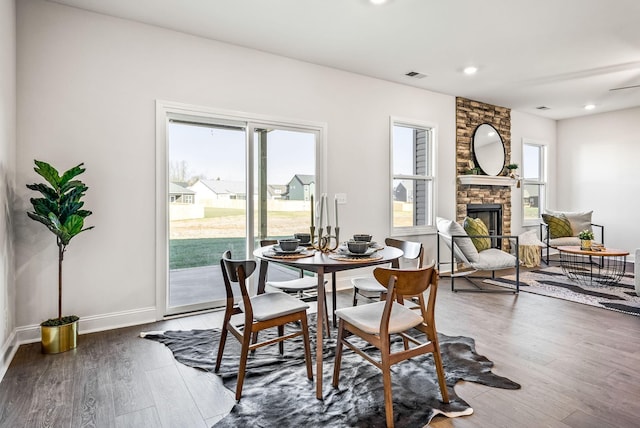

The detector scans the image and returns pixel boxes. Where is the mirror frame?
[472,123,505,176]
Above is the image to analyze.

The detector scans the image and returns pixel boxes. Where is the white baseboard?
[0,330,19,382]
[13,306,158,346]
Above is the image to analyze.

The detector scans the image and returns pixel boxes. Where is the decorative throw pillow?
[436,217,479,263]
[463,217,491,252]
[546,210,593,235]
[541,213,573,239]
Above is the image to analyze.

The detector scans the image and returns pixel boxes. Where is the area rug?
[143,314,520,427]
[484,265,640,317]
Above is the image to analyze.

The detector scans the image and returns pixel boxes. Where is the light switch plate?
[335,193,347,204]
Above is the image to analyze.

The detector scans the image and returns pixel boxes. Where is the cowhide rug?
[143,314,520,427]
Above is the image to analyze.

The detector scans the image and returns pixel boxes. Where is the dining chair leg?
[352,288,358,306]
[381,351,395,428]
[215,318,230,372]
[300,313,313,381]
[323,294,331,338]
[432,344,450,403]
[235,328,253,401]
[332,320,345,387]
[250,331,259,354]
[277,325,285,355]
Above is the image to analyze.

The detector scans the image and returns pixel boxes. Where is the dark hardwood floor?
[1,273,639,428]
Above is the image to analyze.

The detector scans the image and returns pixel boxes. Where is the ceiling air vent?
[405,71,427,79]
[536,106,550,110]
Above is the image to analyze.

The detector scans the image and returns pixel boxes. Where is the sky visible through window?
[168,123,315,184]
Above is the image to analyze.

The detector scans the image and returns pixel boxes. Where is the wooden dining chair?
[351,238,424,305]
[333,265,449,428]
[216,250,313,400]
[260,239,330,334]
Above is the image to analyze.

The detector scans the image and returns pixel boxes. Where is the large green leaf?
[31,198,58,217]
[26,183,57,200]
[60,179,87,194]
[27,212,55,229]
[75,209,92,218]
[60,185,87,205]
[59,164,86,187]
[34,160,61,189]
[63,215,84,236]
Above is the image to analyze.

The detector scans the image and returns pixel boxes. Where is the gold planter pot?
[580,239,592,251]
[41,320,78,354]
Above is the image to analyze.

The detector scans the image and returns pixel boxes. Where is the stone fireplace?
[456,97,512,245]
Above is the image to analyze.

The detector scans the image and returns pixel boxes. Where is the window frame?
[521,138,547,226]
[156,100,327,318]
[389,117,437,236]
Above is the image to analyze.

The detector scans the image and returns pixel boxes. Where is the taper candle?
[325,194,331,227]
[334,195,339,228]
[319,193,324,229]
[310,194,314,228]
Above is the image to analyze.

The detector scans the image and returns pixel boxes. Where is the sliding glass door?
[161,109,321,316]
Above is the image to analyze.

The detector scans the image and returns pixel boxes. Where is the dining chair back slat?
[351,238,424,306]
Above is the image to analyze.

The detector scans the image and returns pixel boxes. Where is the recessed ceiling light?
[463,66,478,75]
[584,104,596,110]
[369,0,388,4]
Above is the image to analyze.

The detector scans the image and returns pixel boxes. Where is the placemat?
[263,250,315,260]
[329,253,383,262]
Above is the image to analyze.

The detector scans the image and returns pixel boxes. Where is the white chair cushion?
[335,301,423,335]
[436,217,479,263]
[242,291,309,321]
[351,277,387,293]
[548,236,581,247]
[470,248,517,271]
[266,277,319,291]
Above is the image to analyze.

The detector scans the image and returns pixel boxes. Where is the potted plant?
[578,229,594,250]
[26,160,94,353]
[506,163,519,171]
[465,167,481,175]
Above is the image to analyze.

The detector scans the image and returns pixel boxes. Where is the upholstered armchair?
[436,217,519,293]
[539,210,604,264]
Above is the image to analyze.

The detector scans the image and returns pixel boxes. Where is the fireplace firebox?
[466,204,503,248]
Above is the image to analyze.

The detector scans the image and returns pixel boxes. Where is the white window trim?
[522,138,547,227]
[389,116,438,236]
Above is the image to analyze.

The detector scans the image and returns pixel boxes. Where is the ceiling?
[49,0,640,120]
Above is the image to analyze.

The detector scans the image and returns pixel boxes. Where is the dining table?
[253,244,404,399]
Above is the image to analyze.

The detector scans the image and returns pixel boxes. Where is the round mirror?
[472,124,505,176]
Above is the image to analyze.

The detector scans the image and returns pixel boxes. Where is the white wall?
[0,0,17,377]
[557,107,640,254]
[510,110,557,233]
[15,0,459,337]
[13,0,556,341]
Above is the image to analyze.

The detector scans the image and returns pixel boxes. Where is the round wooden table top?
[556,245,629,257]
[253,245,404,273]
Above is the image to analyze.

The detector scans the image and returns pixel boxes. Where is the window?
[522,140,546,223]
[390,119,436,234]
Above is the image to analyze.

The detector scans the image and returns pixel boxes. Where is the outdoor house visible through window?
[391,120,435,234]
[522,140,547,223]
